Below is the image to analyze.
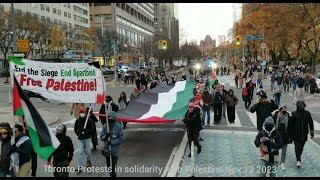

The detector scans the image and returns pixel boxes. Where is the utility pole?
[242,35,245,71]
[113,39,117,84]
[11,3,17,52]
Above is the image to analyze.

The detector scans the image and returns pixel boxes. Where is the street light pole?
[11,3,17,52]
[113,39,117,84]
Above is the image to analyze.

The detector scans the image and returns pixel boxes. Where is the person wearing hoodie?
[224,89,238,124]
[287,100,314,168]
[309,75,317,97]
[74,107,95,173]
[100,111,125,177]
[9,124,33,177]
[271,105,291,171]
[272,78,284,106]
[48,124,74,177]
[86,107,99,150]
[254,116,283,177]
[183,99,202,157]
[250,93,278,131]
[0,126,12,177]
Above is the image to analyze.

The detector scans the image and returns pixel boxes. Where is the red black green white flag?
[13,76,60,160]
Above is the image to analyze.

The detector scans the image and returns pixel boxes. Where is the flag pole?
[104,102,112,167]
[83,106,92,130]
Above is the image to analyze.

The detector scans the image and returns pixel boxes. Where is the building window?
[26,3,31,6]
[31,3,37,8]
[40,4,44,10]
[68,13,71,18]
[32,13,38,19]
[68,3,70,8]
[163,8,165,11]
[94,3,111,6]
[58,20,62,24]
[41,16,45,21]
[46,17,50,23]
[64,12,67,17]
[69,23,71,27]
[53,8,56,14]
[162,18,164,20]
[58,10,61,15]
[46,6,50,12]
[54,19,57,24]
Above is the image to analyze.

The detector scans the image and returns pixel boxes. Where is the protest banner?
[9,58,106,104]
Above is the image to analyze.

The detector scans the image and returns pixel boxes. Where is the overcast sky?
[178,3,241,45]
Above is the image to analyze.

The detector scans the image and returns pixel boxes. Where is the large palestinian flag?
[117,81,195,123]
[13,77,60,160]
[209,72,217,89]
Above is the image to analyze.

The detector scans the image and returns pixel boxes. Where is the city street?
[177,73,320,177]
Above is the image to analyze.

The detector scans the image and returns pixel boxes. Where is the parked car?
[120,66,130,72]
[103,68,114,75]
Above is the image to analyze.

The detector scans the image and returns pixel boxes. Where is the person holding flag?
[11,76,61,176]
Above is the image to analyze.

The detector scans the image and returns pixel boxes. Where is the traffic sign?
[245,35,262,40]
[17,39,30,52]
[13,52,25,58]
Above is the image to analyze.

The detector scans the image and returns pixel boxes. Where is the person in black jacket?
[213,85,223,125]
[250,93,278,131]
[183,99,202,157]
[9,124,33,177]
[74,107,95,173]
[48,124,74,177]
[86,107,98,150]
[21,118,37,177]
[288,100,314,168]
[150,79,158,89]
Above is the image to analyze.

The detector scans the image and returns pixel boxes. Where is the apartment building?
[89,3,155,66]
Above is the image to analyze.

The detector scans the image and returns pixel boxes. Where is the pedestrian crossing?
[56,109,320,132]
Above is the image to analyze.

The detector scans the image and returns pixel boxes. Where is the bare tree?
[135,37,153,65]
[0,9,13,72]
[180,42,202,66]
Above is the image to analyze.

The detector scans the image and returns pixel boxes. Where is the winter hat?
[264,116,274,125]
[0,128,8,134]
[79,106,87,113]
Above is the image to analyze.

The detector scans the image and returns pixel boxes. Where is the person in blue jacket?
[100,111,125,177]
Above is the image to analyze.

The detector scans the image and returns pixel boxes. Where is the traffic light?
[235,35,241,46]
[161,40,167,50]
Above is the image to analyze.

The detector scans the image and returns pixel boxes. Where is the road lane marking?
[161,145,179,177]
[245,111,257,127]
[167,131,188,177]
[227,111,242,127]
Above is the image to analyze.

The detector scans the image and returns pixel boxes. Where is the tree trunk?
[312,54,316,73]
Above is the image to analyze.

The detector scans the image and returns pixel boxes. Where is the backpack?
[242,88,248,96]
[250,80,253,88]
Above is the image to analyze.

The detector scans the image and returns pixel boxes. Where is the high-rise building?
[154,3,171,38]
[89,3,155,65]
[0,3,90,61]
[0,3,90,30]
[218,35,226,46]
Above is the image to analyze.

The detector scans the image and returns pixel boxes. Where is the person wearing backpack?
[272,105,290,171]
[242,84,251,110]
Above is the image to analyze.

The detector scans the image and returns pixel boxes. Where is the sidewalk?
[0,107,59,127]
[176,129,320,177]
